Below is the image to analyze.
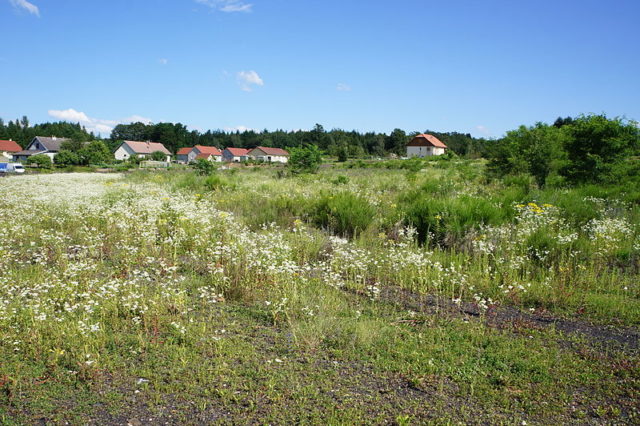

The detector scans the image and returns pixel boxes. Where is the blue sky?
[1,0,639,137]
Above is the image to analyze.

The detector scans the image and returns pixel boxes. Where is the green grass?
[0,163,638,423]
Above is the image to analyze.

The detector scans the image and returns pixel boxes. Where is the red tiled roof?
[194,145,221,156]
[195,153,216,159]
[177,147,192,155]
[407,134,447,149]
[123,141,171,155]
[0,140,22,152]
[251,146,290,156]
[225,147,250,156]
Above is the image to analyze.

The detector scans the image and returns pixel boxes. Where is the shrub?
[312,192,375,237]
[151,151,168,161]
[79,141,112,165]
[289,145,322,174]
[26,154,52,169]
[203,174,234,191]
[401,193,508,246]
[194,158,216,175]
[54,150,80,166]
[561,115,639,184]
[332,175,349,185]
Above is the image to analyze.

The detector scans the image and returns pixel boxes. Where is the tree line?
[2,114,638,187]
[486,114,640,186]
[0,116,489,158]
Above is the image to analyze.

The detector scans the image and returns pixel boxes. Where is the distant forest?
[0,117,490,158]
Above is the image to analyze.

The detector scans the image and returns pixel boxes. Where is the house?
[406,134,447,157]
[13,136,69,163]
[176,147,192,164]
[247,146,290,163]
[188,145,222,163]
[222,147,250,162]
[0,139,22,160]
[114,141,172,162]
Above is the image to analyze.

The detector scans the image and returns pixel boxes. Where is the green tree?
[194,158,216,175]
[487,123,566,187]
[79,141,112,165]
[150,151,168,161]
[54,150,81,166]
[561,115,639,184]
[337,144,349,162]
[26,154,52,169]
[289,144,322,174]
[386,129,407,155]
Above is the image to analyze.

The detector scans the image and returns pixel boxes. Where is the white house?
[13,136,69,163]
[222,147,250,162]
[188,145,222,163]
[114,141,172,162]
[247,146,290,163]
[406,134,447,157]
[0,139,22,160]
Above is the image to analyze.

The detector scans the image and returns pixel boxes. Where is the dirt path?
[376,286,639,353]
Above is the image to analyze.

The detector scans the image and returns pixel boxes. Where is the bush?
[561,115,639,184]
[194,158,216,175]
[331,175,349,185]
[312,192,375,237]
[151,151,168,162]
[54,150,80,166]
[401,193,509,246]
[203,174,234,191]
[27,154,52,169]
[289,145,322,174]
[80,141,112,165]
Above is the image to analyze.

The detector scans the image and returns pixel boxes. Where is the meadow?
[0,161,638,424]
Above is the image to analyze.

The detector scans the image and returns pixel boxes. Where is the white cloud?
[9,0,39,16]
[195,0,252,13]
[224,125,255,132]
[48,108,90,123]
[236,70,264,92]
[47,108,153,136]
[336,83,352,92]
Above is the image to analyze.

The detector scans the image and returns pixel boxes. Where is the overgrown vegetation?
[1,163,638,423]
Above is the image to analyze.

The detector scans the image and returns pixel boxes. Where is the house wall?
[251,154,288,163]
[114,144,136,161]
[222,151,243,162]
[407,146,446,157]
[176,154,189,164]
[248,149,288,163]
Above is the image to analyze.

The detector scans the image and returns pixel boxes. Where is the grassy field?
[0,161,638,424]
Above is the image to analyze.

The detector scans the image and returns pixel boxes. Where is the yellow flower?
[435,214,442,220]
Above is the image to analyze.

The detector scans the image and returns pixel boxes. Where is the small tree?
[151,151,168,161]
[79,141,112,165]
[26,154,53,169]
[55,150,80,166]
[337,144,349,162]
[561,115,639,184]
[194,158,216,175]
[289,144,322,174]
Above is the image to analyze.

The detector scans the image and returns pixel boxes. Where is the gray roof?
[31,136,70,152]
